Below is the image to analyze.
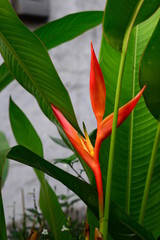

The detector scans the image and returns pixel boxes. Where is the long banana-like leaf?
[139,19,160,120]
[0,0,81,133]
[34,11,103,50]
[103,0,159,51]
[6,145,98,215]
[0,11,103,92]
[99,6,160,238]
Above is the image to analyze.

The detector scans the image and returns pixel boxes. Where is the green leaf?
[0,132,9,188]
[34,11,103,50]
[9,97,44,181]
[50,136,69,149]
[7,145,98,215]
[54,154,77,165]
[103,0,159,51]
[9,98,72,239]
[39,180,72,240]
[99,8,160,238]
[139,19,160,120]
[108,202,155,240]
[0,11,103,92]
[0,62,13,91]
[87,201,155,240]
[0,0,80,133]
[9,97,43,157]
[6,146,155,239]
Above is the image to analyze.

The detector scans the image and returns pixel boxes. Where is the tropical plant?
[0,0,160,239]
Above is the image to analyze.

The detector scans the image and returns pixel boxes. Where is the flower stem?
[103,1,144,239]
[93,162,104,234]
[0,189,7,239]
[126,26,138,214]
[139,121,160,225]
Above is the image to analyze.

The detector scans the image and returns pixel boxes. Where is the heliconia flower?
[51,43,145,226]
[51,103,104,221]
[51,85,145,170]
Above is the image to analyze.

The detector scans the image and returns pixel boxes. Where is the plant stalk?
[93,162,104,234]
[126,26,138,214]
[103,1,144,239]
[0,189,7,240]
[139,121,160,225]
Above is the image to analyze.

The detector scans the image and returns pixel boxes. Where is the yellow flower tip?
[82,122,94,156]
[91,150,94,157]
[79,136,88,152]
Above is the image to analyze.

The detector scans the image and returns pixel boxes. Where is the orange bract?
[51,105,96,171]
[98,85,146,142]
[90,42,106,126]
